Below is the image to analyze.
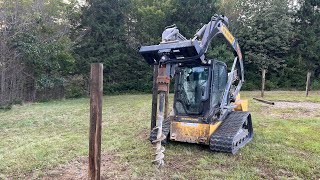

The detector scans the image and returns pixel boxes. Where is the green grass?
[0,91,319,179]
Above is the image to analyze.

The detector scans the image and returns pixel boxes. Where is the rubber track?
[149,118,171,145]
[210,111,253,154]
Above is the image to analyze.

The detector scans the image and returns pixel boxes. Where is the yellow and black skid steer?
[139,15,253,166]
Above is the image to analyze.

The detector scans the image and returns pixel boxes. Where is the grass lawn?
[0,91,319,179]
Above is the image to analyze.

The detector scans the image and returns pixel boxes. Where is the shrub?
[311,79,320,90]
[65,75,88,98]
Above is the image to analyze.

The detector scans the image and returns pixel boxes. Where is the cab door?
[210,61,228,109]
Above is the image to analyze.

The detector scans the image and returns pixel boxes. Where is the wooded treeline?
[0,0,78,106]
[0,0,319,107]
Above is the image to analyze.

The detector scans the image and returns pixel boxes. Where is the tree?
[233,0,294,90]
[14,0,77,93]
[129,0,170,47]
[0,0,77,105]
[237,0,293,71]
[165,0,219,38]
[74,0,153,93]
[294,0,320,76]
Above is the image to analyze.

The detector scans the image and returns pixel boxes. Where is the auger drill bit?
[152,92,166,167]
[152,64,170,167]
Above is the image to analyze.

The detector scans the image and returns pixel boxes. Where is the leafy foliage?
[74,0,153,93]
[71,0,320,92]
[15,34,74,89]
[294,0,320,72]
[8,0,76,90]
[3,0,320,102]
[236,0,293,70]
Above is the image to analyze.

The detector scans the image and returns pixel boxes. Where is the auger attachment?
[152,64,170,167]
[152,92,166,167]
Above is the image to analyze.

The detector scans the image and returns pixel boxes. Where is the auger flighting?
[152,92,166,167]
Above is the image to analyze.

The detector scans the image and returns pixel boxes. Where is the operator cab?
[174,60,228,120]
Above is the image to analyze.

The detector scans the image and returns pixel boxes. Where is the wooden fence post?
[89,63,103,180]
[151,65,158,130]
[306,71,311,97]
[261,69,266,98]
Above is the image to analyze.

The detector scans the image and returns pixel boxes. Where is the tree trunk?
[305,71,311,97]
[32,78,37,102]
[261,69,266,98]
[0,69,5,103]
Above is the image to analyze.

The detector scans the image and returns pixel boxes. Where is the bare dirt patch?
[254,159,301,179]
[166,155,197,172]
[137,128,149,141]
[259,101,320,119]
[9,153,130,180]
[274,101,320,110]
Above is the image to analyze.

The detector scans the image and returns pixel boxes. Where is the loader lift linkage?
[139,15,253,167]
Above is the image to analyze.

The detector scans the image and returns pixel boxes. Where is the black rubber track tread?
[209,111,253,154]
[149,117,171,145]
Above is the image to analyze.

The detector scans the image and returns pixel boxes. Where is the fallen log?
[253,97,275,105]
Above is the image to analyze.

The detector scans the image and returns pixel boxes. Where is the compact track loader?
[139,15,253,166]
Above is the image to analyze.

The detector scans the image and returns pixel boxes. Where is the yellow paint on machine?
[169,94,248,145]
[220,25,235,45]
[233,94,249,112]
[209,121,222,136]
[170,121,222,145]
[180,117,198,121]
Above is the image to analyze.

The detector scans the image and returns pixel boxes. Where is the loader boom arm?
[139,14,245,111]
[193,15,245,111]
[198,15,244,82]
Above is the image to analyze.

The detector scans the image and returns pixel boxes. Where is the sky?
[63,0,86,6]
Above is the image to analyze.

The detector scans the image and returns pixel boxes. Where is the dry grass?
[0,91,319,179]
